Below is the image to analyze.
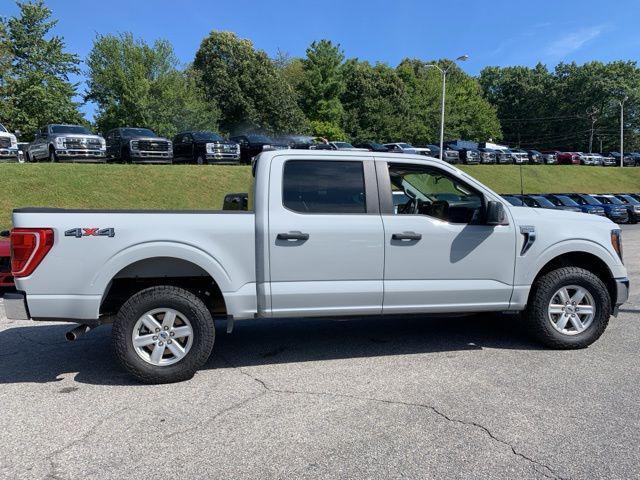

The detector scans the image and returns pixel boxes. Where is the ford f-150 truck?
[4,151,629,384]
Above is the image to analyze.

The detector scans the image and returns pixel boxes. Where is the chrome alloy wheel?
[132,308,194,366]
[548,285,596,335]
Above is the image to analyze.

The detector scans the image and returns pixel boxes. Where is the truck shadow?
[0,313,544,386]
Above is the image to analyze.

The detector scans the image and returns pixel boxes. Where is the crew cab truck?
[173,131,240,164]
[105,128,173,164]
[0,123,19,162]
[4,151,629,384]
[27,124,106,163]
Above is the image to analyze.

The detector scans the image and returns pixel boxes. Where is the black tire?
[196,155,205,165]
[112,285,215,384]
[48,147,57,163]
[526,267,611,349]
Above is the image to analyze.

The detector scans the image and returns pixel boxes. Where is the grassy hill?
[0,163,639,230]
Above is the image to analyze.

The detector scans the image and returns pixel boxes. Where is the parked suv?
[477,147,498,164]
[540,151,559,164]
[445,144,480,164]
[593,195,637,224]
[27,124,106,163]
[0,123,19,162]
[173,131,239,164]
[509,148,529,164]
[426,144,460,163]
[564,193,628,223]
[230,133,289,164]
[106,128,172,164]
[604,152,635,167]
[544,194,605,216]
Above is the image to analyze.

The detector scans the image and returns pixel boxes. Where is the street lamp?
[618,95,628,168]
[427,54,469,160]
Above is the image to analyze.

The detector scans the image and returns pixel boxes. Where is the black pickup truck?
[230,133,289,164]
[173,131,240,164]
[105,128,173,164]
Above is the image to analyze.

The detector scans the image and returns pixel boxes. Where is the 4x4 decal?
[65,228,115,238]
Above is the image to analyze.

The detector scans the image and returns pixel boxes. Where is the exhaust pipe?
[65,324,93,342]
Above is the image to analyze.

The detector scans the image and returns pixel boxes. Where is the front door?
[268,156,384,317]
[378,161,516,314]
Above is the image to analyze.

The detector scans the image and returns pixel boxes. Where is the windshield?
[246,134,272,143]
[620,195,640,205]
[397,143,413,148]
[580,195,602,206]
[122,128,155,137]
[555,195,580,207]
[503,196,524,206]
[194,132,224,142]
[597,196,623,205]
[51,125,92,135]
[530,196,556,208]
[0,123,6,133]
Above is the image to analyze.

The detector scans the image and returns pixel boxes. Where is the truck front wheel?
[112,286,215,384]
[526,267,611,349]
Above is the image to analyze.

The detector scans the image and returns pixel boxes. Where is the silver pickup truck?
[5,151,629,383]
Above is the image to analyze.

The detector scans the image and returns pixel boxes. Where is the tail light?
[10,228,54,278]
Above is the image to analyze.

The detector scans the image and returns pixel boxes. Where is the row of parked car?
[2,123,640,166]
[502,193,640,224]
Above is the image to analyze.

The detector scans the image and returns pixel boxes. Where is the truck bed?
[12,208,257,320]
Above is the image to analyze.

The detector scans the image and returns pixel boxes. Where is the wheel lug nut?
[158,341,164,346]
[167,339,172,344]
[153,336,158,340]
[164,326,169,331]
[155,328,160,333]
[169,332,175,337]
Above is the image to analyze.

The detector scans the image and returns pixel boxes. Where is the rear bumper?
[3,292,29,320]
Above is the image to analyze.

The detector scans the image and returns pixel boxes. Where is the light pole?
[618,96,628,168]
[427,54,469,160]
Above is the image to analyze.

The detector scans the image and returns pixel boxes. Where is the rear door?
[268,156,384,317]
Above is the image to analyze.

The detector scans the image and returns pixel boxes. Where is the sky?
[4,0,640,119]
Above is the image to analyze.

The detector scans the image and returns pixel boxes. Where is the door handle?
[392,231,422,241]
[277,231,310,241]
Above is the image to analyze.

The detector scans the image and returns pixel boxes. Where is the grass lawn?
[0,163,639,230]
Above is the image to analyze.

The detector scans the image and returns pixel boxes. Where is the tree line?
[1,0,638,152]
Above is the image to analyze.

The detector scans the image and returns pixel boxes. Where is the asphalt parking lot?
[1,225,639,480]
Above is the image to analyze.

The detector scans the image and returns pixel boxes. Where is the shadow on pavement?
[0,313,543,387]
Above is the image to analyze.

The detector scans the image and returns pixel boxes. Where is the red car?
[0,238,13,288]
[556,152,581,165]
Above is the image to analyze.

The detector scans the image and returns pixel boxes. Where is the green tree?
[86,33,218,138]
[298,40,345,134]
[397,59,501,145]
[341,59,409,142]
[480,61,640,151]
[194,31,307,135]
[0,0,84,139]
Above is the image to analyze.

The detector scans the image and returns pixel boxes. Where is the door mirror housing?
[485,200,508,226]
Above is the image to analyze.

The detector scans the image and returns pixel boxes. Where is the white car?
[5,150,629,383]
[384,142,431,155]
[0,123,19,162]
[328,141,368,151]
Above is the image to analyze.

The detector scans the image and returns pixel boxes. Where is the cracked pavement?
[0,225,639,480]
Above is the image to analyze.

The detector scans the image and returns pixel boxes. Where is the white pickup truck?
[4,151,629,383]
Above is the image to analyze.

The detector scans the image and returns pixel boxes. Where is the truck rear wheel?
[526,267,611,349]
[112,286,215,384]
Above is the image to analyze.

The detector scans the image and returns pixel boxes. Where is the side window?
[387,163,483,224]
[283,160,366,214]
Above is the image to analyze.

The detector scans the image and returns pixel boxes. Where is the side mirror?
[14,130,21,139]
[485,200,508,226]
